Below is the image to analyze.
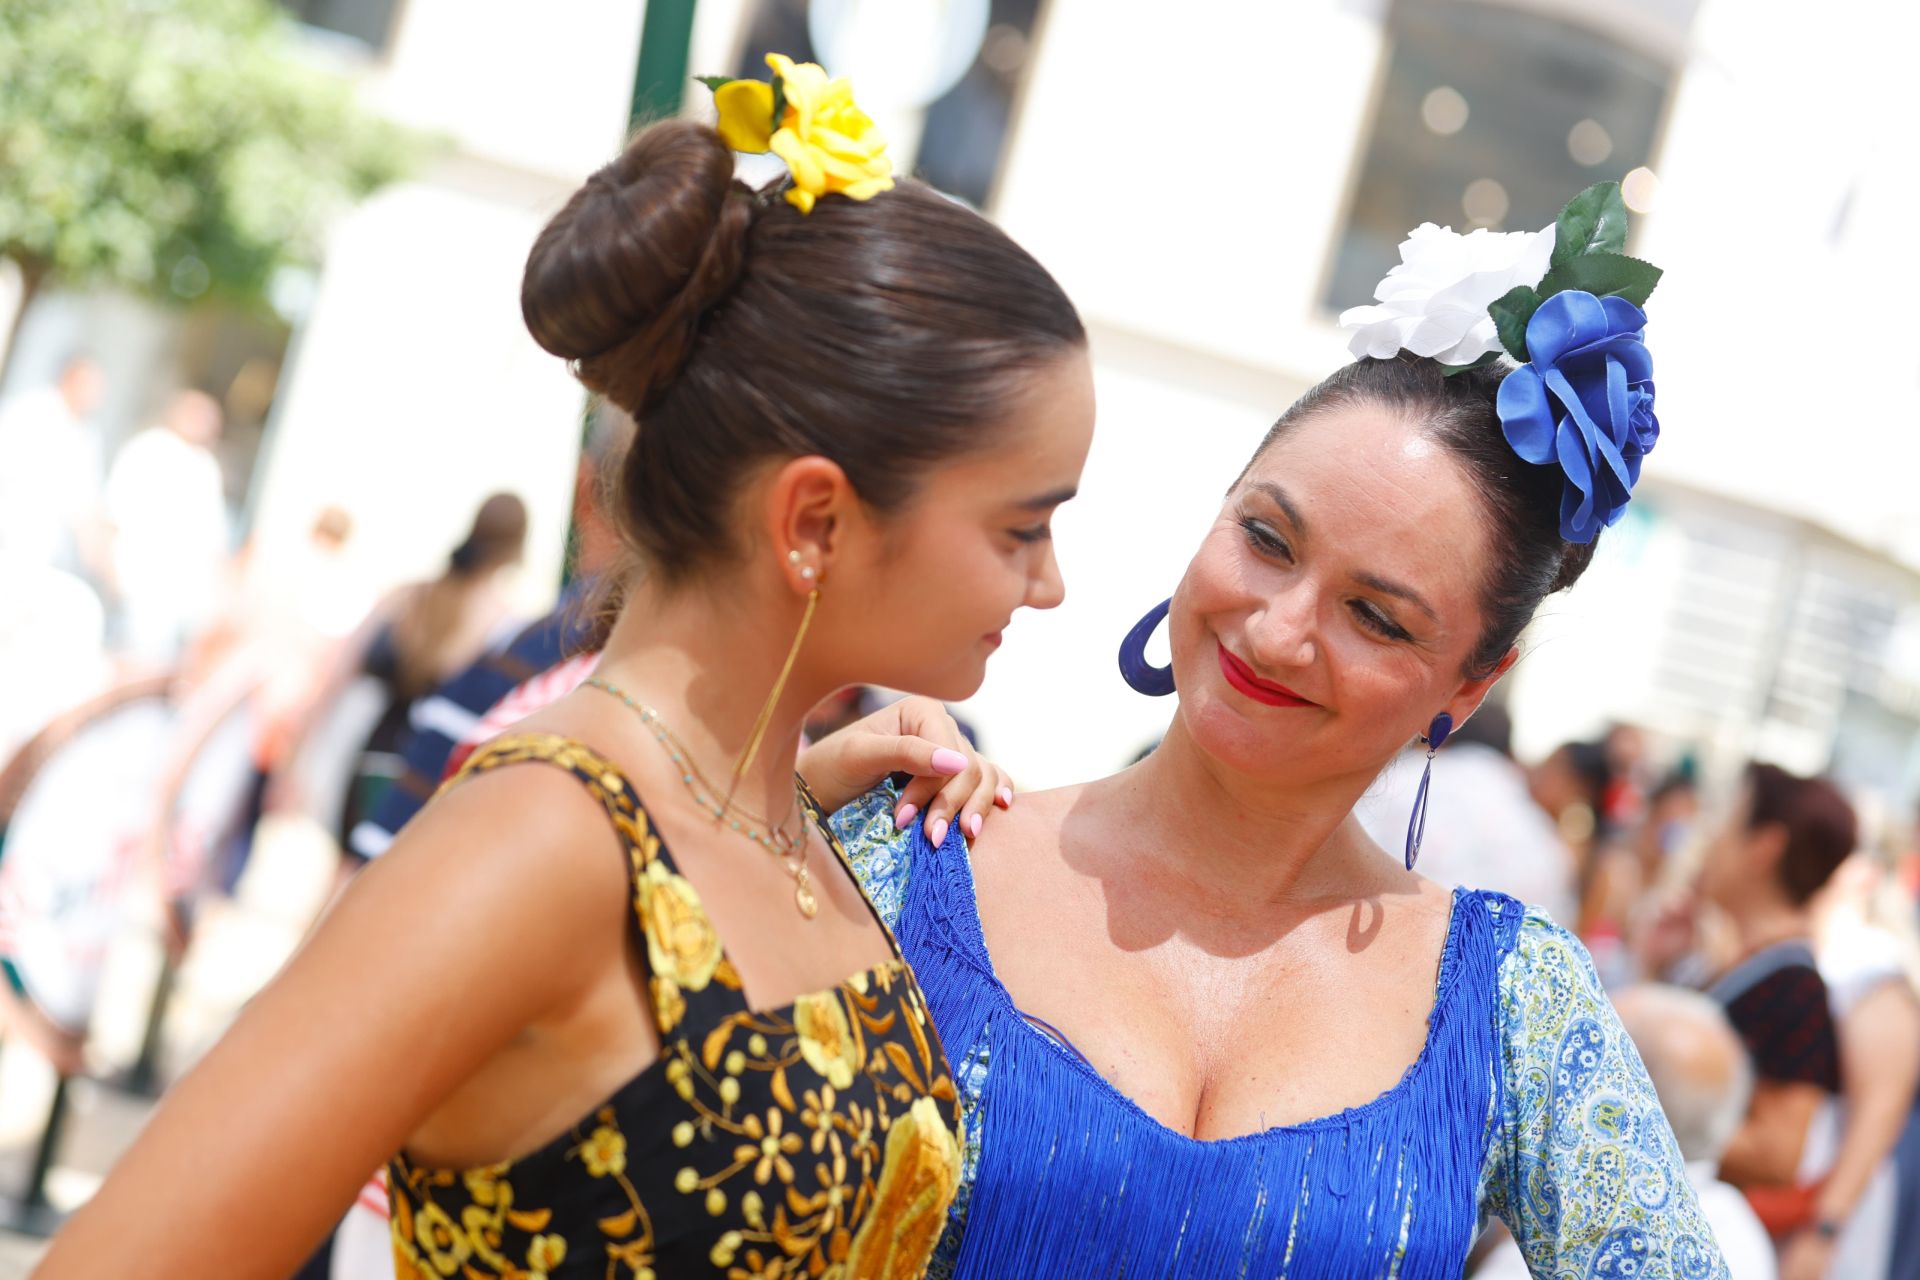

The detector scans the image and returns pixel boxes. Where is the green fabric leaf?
[770,75,788,130]
[1488,286,1544,363]
[693,75,736,93]
[1536,252,1664,307]
[1551,182,1629,270]
[1439,351,1501,377]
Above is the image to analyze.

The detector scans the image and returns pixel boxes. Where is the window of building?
[281,0,401,53]
[1325,0,1680,312]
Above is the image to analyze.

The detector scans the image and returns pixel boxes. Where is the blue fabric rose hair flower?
[1497,292,1657,542]
[1340,181,1664,545]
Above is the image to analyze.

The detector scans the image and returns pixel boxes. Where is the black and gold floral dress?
[387,734,964,1280]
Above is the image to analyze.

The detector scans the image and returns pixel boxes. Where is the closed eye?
[1011,524,1052,544]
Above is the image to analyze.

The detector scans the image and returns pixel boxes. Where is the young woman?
[836,222,1733,1274]
[38,68,1093,1279]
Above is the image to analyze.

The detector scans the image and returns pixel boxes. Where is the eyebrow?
[1252,481,1438,623]
[1251,482,1307,534]
[1018,486,1078,511]
[1355,571,1439,623]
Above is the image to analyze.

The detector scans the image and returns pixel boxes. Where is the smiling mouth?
[1217,642,1316,707]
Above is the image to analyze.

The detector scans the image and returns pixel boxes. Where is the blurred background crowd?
[1,0,1917,1276]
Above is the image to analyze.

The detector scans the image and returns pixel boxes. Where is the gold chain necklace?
[585,676,818,919]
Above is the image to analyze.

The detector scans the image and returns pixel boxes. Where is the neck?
[1722,896,1812,958]
[1112,713,1395,911]
[590,573,824,826]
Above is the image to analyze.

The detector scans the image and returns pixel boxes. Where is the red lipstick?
[1217,642,1315,707]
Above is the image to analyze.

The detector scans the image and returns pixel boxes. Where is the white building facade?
[13,0,1914,812]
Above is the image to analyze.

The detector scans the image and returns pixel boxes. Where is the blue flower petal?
[1524,291,1611,367]
[1610,334,1654,386]
[1599,295,1647,337]
[1605,356,1631,450]
[1497,365,1559,465]
[1555,417,1599,542]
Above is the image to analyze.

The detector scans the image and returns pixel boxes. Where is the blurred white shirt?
[1355,741,1577,923]
[0,386,100,571]
[105,426,228,659]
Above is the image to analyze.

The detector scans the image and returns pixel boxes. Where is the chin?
[1182,691,1292,773]
[887,655,989,706]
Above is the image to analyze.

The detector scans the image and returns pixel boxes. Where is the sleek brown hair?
[521,120,1085,584]
[1744,762,1857,905]
[1239,353,1599,679]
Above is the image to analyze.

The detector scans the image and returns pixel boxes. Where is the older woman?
[837,193,1730,1276]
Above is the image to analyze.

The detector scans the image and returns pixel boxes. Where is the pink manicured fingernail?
[930,748,968,775]
[967,813,983,839]
[928,818,949,846]
[997,786,1013,808]
[895,803,918,827]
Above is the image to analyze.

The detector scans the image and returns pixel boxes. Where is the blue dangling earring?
[1404,712,1453,871]
[1118,598,1176,696]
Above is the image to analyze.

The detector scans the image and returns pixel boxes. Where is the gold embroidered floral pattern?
[387,734,962,1279]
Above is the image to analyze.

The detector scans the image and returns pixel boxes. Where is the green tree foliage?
[0,0,413,371]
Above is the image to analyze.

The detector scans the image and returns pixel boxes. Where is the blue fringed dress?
[832,787,1730,1279]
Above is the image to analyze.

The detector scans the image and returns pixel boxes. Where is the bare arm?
[36,765,630,1278]
[1720,1080,1827,1187]
[1818,980,1920,1217]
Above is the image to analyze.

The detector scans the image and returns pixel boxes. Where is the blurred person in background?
[102,387,231,664]
[1633,766,1701,890]
[1789,852,1920,1280]
[39,92,1083,1276]
[283,491,530,860]
[174,505,369,893]
[1529,737,1645,978]
[1601,721,1652,834]
[338,406,633,867]
[1355,704,1577,921]
[1640,765,1856,1250]
[0,351,106,577]
[1478,983,1775,1279]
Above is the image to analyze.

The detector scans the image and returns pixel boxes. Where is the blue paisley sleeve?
[1481,908,1729,1280]
[827,780,913,932]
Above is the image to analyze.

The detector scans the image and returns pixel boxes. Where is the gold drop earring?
[726,548,820,810]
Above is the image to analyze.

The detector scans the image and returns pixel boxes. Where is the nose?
[1246,576,1316,670]
[1026,542,1067,611]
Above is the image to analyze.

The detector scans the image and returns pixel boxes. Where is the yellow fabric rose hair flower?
[700,52,894,214]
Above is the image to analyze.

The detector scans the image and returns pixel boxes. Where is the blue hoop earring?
[1118,598,1176,696]
[1404,712,1453,871]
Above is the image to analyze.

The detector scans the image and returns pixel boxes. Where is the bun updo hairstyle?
[1240,353,1597,680]
[521,120,1086,586]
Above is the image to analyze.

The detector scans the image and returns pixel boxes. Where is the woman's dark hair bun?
[1547,539,1597,595]
[521,120,754,413]
[524,116,1085,586]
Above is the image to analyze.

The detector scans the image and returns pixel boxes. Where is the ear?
[759,455,858,594]
[1442,646,1519,732]
[1745,820,1790,880]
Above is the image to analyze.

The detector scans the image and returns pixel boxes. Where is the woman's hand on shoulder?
[798,695,1012,846]
[36,760,632,1278]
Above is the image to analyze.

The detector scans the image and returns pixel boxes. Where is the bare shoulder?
[364,739,633,936]
[968,782,1087,871]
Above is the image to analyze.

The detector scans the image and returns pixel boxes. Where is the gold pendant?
[794,868,819,919]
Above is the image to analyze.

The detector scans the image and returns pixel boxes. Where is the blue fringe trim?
[897,819,1520,1279]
